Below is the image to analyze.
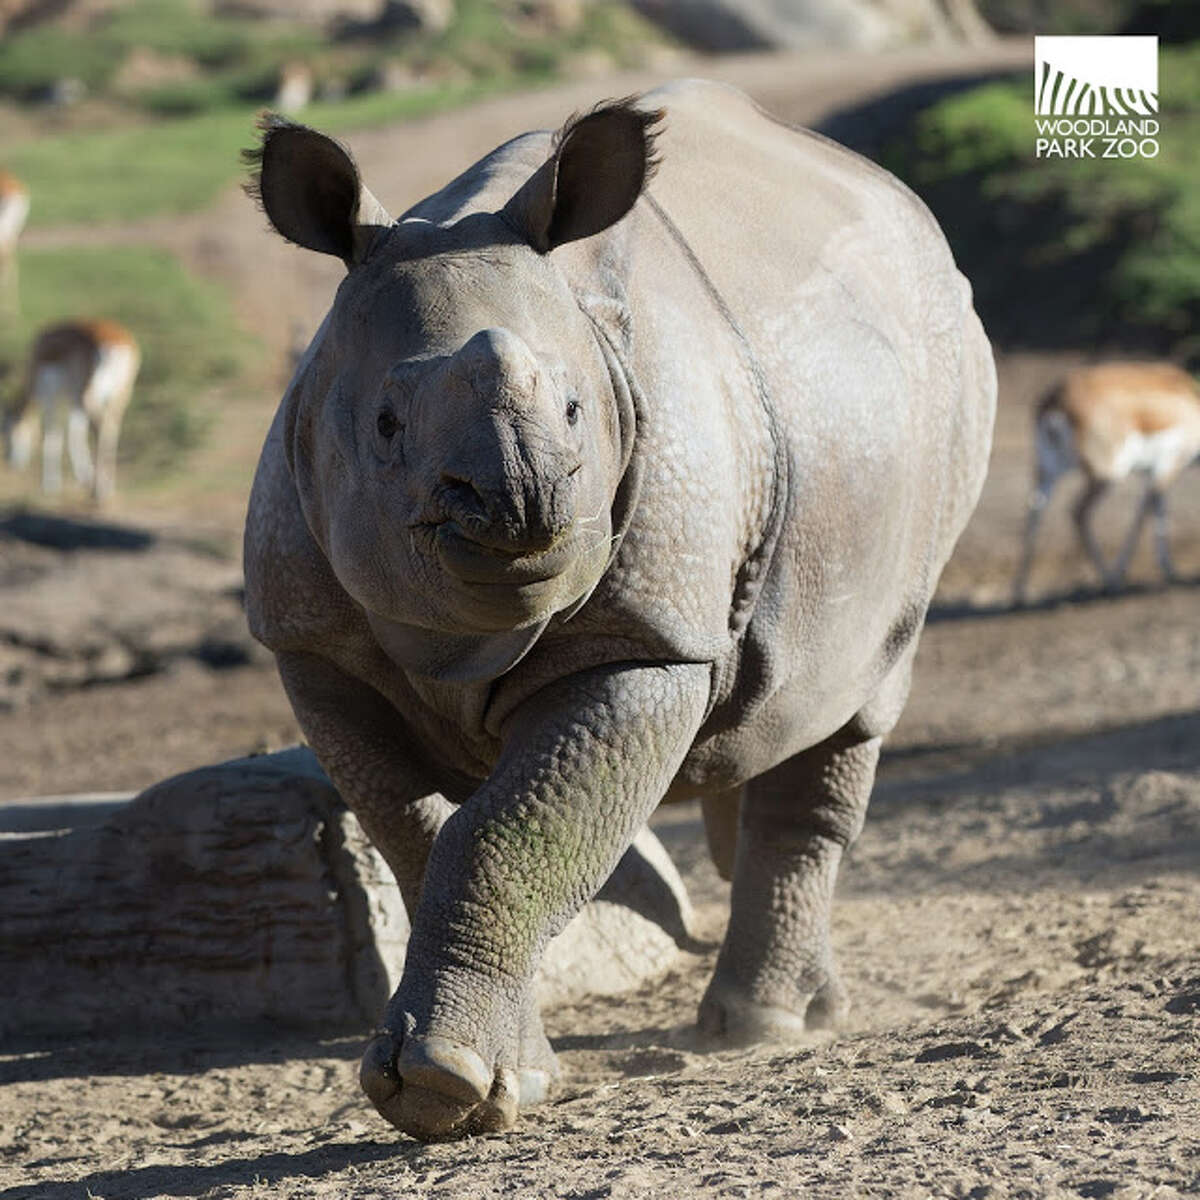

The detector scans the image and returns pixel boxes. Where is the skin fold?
[244,79,996,1142]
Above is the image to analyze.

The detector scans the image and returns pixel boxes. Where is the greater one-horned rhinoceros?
[244,79,995,1142]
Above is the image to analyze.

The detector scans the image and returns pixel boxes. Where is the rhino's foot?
[359,1019,559,1142]
[696,964,848,1047]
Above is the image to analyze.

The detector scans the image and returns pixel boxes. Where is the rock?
[0,510,263,711]
[376,0,454,32]
[630,0,990,52]
[0,747,692,1037]
[515,0,586,33]
[210,0,385,26]
[46,77,87,107]
[327,0,454,35]
[111,47,201,96]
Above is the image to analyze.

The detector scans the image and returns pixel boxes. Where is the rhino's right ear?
[244,115,392,269]
[503,99,663,254]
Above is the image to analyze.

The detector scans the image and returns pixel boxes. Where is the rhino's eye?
[565,399,580,426]
[376,410,399,439]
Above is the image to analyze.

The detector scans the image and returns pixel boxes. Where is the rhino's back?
[622,81,995,779]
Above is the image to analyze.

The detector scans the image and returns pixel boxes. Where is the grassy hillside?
[4,0,664,228]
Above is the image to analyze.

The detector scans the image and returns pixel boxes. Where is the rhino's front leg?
[364,661,710,1142]
[275,651,459,915]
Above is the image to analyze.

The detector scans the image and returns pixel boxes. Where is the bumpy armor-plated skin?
[244,79,996,1141]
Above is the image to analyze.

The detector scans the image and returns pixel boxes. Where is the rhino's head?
[252,102,659,679]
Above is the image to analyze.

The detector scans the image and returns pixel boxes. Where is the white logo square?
[1035,36,1158,116]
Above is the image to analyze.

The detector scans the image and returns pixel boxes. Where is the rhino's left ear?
[244,115,392,269]
[504,99,663,254]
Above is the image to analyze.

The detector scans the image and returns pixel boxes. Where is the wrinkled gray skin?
[244,79,995,1142]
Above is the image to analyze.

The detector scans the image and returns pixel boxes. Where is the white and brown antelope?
[1014,361,1200,601]
[0,170,30,316]
[3,318,141,503]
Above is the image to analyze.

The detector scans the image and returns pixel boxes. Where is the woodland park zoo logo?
[1034,36,1159,160]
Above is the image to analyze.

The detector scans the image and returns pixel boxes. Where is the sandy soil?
[2,46,1199,1200]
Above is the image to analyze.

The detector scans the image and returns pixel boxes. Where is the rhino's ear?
[504,99,663,254]
[244,115,392,269]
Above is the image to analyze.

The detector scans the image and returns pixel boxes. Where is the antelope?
[274,62,314,115]
[3,319,141,503]
[1014,361,1200,601]
[0,171,30,316]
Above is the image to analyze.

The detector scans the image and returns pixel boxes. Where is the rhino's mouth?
[435,522,577,588]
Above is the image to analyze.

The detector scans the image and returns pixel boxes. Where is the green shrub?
[881,45,1200,361]
[0,27,121,97]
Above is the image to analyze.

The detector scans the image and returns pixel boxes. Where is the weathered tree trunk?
[0,748,692,1039]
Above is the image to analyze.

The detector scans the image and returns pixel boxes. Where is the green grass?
[0,0,322,101]
[880,44,1200,361]
[0,247,260,481]
[5,79,501,228]
[3,0,666,227]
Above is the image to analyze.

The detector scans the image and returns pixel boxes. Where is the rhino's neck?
[366,611,549,684]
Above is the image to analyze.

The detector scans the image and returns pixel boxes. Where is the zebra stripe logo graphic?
[1035,36,1158,117]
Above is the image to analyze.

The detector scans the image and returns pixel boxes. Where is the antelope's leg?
[1149,487,1175,582]
[66,409,95,489]
[40,414,64,495]
[1109,481,1161,586]
[0,251,18,317]
[93,407,124,502]
[1071,478,1112,584]
[1013,482,1053,604]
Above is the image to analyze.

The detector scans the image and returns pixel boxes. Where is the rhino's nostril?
[440,472,487,519]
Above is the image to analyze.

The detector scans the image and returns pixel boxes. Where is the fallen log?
[0,747,693,1038]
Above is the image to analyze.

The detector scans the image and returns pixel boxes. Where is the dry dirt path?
[3,42,1199,1200]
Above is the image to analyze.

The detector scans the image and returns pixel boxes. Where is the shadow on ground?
[814,68,1024,155]
[0,1139,408,1200]
[0,508,157,553]
[0,1032,363,1087]
[928,573,1200,624]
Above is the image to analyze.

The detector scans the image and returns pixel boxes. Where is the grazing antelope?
[3,319,141,503]
[0,171,30,316]
[1014,362,1200,601]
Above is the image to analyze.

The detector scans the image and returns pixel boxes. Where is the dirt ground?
[2,46,1198,1200]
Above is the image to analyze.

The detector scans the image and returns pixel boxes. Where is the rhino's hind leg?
[697,727,881,1045]
[361,989,560,1140]
[700,785,743,882]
